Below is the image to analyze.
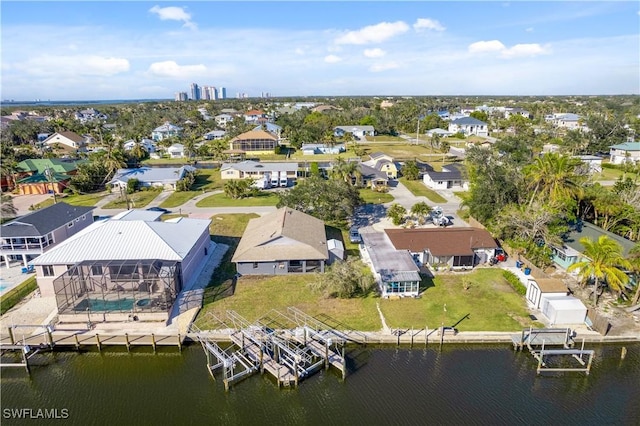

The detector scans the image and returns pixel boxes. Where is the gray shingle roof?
[450,117,487,126]
[1,202,95,237]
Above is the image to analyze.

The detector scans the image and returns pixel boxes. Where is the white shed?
[541,296,587,325]
[525,278,568,309]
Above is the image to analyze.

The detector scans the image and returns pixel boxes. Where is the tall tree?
[567,235,631,306]
[523,153,583,208]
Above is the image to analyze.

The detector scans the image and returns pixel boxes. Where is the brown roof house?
[232,207,328,275]
[42,131,88,152]
[229,130,279,154]
[385,227,498,270]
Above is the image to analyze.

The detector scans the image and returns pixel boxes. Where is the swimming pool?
[74,298,135,312]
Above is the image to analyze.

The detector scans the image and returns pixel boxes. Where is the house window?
[253,262,259,269]
[43,265,54,277]
[91,265,103,276]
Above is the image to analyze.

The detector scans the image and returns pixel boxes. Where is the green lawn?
[161,169,224,208]
[27,192,107,210]
[196,192,279,207]
[399,178,447,204]
[359,189,394,204]
[102,189,162,209]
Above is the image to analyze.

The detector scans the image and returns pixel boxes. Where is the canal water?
[1,343,639,425]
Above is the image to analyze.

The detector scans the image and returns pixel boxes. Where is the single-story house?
[108,166,196,191]
[334,125,375,139]
[546,113,583,130]
[204,130,226,140]
[220,160,298,186]
[422,163,468,190]
[447,117,488,137]
[229,130,279,154]
[364,152,399,179]
[30,212,212,323]
[167,143,185,158]
[551,221,636,271]
[504,108,532,119]
[301,144,345,155]
[385,227,498,269]
[609,142,640,165]
[574,155,603,174]
[426,128,453,138]
[358,227,421,298]
[42,131,88,151]
[151,122,183,141]
[232,207,328,275]
[1,202,95,268]
[358,163,389,189]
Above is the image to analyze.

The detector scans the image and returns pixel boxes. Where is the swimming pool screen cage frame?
[53,259,182,315]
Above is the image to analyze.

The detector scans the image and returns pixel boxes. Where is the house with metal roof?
[151,121,183,141]
[204,130,226,140]
[253,122,282,137]
[14,158,84,195]
[385,227,499,269]
[300,143,345,155]
[609,142,640,165]
[108,166,196,190]
[232,207,328,275]
[30,213,212,323]
[229,130,279,154]
[551,221,636,271]
[1,202,95,268]
[447,117,488,137]
[358,227,421,298]
[422,163,468,190]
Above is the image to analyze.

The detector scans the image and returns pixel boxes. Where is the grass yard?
[359,189,394,204]
[380,268,541,331]
[194,266,538,332]
[102,189,162,209]
[161,169,224,208]
[196,191,279,207]
[399,178,448,204]
[28,192,108,210]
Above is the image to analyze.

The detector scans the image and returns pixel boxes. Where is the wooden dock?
[192,308,349,390]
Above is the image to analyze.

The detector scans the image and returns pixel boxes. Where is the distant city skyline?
[1,1,639,101]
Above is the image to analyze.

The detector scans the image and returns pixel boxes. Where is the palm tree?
[411,201,432,223]
[567,235,631,306]
[524,153,583,208]
[330,157,359,186]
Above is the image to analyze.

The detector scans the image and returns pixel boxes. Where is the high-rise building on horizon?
[174,92,188,102]
[218,87,226,99]
[190,83,200,101]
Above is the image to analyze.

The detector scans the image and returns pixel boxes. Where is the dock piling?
[125,333,130,352]
[74,334,80,350]
[177,334,182,351]
[151,333,157,352]
[95,334,102,351]
[8,327,15,345]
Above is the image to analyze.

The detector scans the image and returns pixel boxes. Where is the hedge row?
[502,270,527,295]
[0,276,38,316]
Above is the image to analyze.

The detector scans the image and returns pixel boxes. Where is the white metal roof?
[31,216,210,265]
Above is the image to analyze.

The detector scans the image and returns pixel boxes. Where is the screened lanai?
[53,259,182,315]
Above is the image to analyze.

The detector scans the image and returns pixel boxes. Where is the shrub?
[502,270,526,295]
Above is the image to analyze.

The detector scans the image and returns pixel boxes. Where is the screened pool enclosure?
[53,259,182,315]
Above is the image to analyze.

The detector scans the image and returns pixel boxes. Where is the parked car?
[147,207,170,214]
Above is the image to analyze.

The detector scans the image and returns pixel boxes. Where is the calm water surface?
[1,343,639,425]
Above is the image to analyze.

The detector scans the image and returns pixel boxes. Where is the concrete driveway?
[7,194,54,216]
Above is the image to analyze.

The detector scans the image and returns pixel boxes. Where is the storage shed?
[541,296,587,325]
[525,278,568,309]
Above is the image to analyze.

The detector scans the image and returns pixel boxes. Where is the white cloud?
[84,56,130,74]
[335,21,409,45]
[363,48,386,58]
[149,5,197,30]
[468,40,550,58]
[324,55,342,64]
[295,48,306,55]
[369,62,399,72]
[147,61,207,77]
[468,40,506,54]
[525,27,534,32]
[413,18,446,32]
[502,43,550,58]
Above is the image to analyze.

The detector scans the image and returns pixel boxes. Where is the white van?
[349,227,361,243]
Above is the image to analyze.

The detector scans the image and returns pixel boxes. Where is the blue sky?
[1,1,638,100]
